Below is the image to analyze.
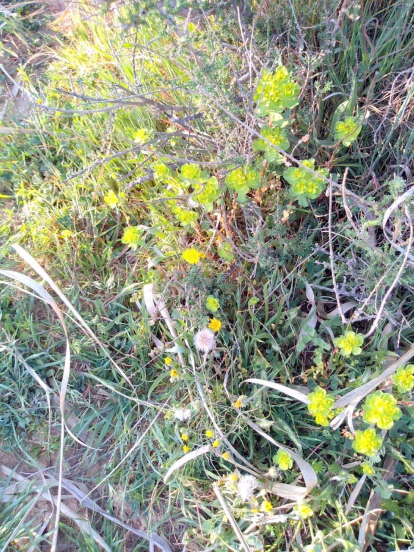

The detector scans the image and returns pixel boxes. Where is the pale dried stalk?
[329,176,347,324]
[213,483,252,552]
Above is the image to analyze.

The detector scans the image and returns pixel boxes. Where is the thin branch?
[364,207,413,338]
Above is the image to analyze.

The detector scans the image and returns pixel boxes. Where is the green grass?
[1,1,414,551]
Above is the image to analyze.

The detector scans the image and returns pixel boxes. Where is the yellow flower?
[261,501,273,512]
[205,295,220,313]
[182,445,191,453]
[362,463,375,476]
[205,429,214,438]
[170,369,179,379]
[229,473,238,482]
[222,452,230,460]
[61,230,72,239]
[165,357,172,365]
[199,252,206,259]
[308,386,334,416]
[121,226,143,250]
[208,318,222,332]
[181,433,189,441]
[182,248,200,265]
[335,331,364,356]
[134,128,152,144]
[308,386,334,426]
[212,440,220,448]
[352,428,382,457]
[104,190,120,208]
[274,449,293,470]
[362,391,401,430]
[394,365,414,393]
[314,413,331,426]
[251,508,259,514]
[36,98,42,104]
[234,398,243,409]
[295,503,313,519]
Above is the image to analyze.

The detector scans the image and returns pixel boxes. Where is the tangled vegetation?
[1,1,414,551]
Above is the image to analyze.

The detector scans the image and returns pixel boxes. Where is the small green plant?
[206,295,220,313]
[362,462,375,475]
[225,166,261,203]
[254,66,300,117]
[170,205,198,226]
[133,127,153,144]
[252,116,290,164]
[180,163,209,183]
[217,241,234,262]
[152,161,172,181]
[192,176,221,211]
[121,226,144,249]
[283,160,328,207]
[334,116,362,147]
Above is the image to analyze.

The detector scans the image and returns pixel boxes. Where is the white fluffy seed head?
[173,408,191,422]
[194,328,216,353]
[237,475,259,502]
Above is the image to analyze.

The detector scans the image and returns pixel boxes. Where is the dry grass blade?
[88,399,169,497]
[0,268,71,552]
[10,348,53,448]
[244,378,310,404]
[0,465,112,552]
[213,483,252,552]
[241,416,317,499]
[345,475,367,515]
[364,207,414,338]
[11,244,136,392]
[191,351,263,476]
[332,343,414,415]
[0,489,42,552]
[358,455,397,551]
[143,283,185,366]
[164,445,211,483]
[49,477,173,552]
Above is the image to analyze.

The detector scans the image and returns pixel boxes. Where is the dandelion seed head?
[194,328,216,353]
[237,475,259,502]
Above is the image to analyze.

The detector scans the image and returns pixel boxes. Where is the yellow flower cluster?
[254,66,300,116]
[307,386,334,426]
[352,428,382,457]
[394,365,414,393]
[362,391,401,430]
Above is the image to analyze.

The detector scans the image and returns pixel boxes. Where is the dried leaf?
[244,378,310,405]
[164,445,211,483]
